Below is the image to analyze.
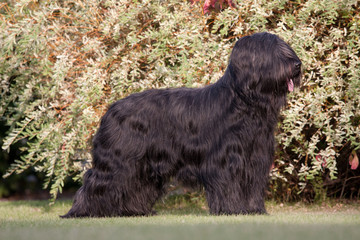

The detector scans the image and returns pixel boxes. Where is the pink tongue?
[287,79,294,92]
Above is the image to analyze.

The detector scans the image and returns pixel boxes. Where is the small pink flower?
[316,155,327,168]
[349,151,359,170]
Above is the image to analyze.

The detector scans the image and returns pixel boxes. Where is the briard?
[62,32,302,218]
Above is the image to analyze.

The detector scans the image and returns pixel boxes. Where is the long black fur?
[62,32,302,218]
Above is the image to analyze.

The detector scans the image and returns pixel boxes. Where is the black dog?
[62,32,301,218]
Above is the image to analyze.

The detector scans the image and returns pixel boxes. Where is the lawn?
[1,198,360,240]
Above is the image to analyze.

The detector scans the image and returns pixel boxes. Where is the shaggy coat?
[62,32,302,218]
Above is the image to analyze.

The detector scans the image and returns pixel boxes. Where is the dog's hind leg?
[61,165,164,217]
[60,169,116,218]
[107,154,170,217]
[115,173,165,216]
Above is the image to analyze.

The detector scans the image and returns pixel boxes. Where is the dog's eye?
[292,62,301,77]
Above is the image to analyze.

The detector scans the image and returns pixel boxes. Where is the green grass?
[1,198,360,240]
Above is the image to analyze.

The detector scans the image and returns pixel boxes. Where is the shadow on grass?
[1,193,209,217]
[154,192,209,216]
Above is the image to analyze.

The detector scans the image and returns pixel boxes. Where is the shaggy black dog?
[62,32,302,218]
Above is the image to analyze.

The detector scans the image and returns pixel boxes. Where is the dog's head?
[228,32,302,96]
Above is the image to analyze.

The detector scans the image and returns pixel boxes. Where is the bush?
[1,0,359,202]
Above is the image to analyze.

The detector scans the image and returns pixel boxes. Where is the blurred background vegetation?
[0,0,359,203]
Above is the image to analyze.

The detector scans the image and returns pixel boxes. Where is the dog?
[62,32,302,218]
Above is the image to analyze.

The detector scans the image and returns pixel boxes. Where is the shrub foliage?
[1,0,359,201]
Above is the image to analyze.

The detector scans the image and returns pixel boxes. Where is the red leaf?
[203,0,217,13]
[201,0,236,14]
[349,151,359,170]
